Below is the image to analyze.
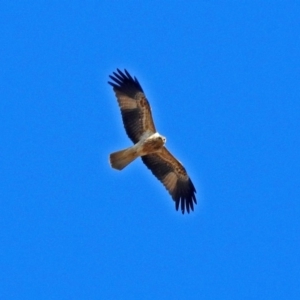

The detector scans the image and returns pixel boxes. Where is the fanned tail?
[109,146,139,170]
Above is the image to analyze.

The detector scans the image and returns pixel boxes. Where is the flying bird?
[108,69,196,214]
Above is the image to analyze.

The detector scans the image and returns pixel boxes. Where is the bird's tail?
[109,146,139,170]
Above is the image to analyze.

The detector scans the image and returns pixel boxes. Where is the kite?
[108,69,197,213]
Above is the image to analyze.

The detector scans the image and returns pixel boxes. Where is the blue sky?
[1,1,300,299]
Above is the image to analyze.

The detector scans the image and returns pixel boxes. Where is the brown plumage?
[108,69,196,214]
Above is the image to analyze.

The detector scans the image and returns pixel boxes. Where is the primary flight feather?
[108,69,196,214]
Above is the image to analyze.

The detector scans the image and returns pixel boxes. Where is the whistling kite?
[108,69,196,213]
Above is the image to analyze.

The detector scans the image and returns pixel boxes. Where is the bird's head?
[156,132,166,145]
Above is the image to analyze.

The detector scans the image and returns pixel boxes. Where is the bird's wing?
[141,147,196,214]
[108,69,156,143]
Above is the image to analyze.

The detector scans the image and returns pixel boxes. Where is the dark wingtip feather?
[174,178,197,214]
[108,81,116,88]
[108,69,144,98]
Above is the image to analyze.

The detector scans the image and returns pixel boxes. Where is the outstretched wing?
[108,69,156,143]
[142,147,197,214]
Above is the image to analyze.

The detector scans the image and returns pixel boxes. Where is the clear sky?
[1,1,299,299]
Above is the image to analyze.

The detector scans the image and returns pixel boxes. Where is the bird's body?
[108,69,197,214]
[110,132,166,170]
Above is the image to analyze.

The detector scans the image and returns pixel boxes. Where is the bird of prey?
[108,69,196,214]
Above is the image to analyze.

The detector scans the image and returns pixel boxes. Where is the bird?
[108,69,196,214]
